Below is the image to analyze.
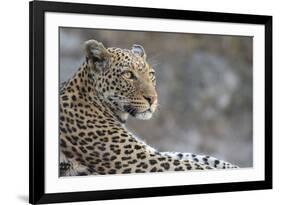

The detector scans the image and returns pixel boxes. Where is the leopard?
[59,39,238,176]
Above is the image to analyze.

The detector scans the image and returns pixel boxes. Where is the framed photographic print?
[29,0,272,204]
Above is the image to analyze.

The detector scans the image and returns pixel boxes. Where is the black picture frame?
[29,1,272,204]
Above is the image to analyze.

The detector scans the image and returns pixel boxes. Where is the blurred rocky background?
[60,27,253,167]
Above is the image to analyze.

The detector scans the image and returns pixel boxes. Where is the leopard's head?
[84,40,158,121]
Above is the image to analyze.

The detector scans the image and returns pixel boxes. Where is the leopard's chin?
[135,110,153,120]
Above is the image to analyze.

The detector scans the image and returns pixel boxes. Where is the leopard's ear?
[84,40,110,73]
[131,44,146,60]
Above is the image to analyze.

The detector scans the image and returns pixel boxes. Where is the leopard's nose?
[143,95,157,105]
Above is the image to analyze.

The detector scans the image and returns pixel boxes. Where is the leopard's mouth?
[123,105,153,120]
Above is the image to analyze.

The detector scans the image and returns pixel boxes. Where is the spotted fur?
[59,40,238,176]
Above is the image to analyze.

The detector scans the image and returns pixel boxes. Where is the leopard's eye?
[122,71,136,80]
[148,69,156,86]
[149,71,155,81]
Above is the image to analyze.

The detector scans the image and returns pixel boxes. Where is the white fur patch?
[135,111,153,120]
